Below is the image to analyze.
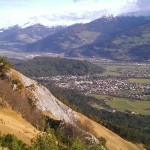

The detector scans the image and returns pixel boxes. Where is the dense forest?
[38,81,150,149]
[15,57,105,77]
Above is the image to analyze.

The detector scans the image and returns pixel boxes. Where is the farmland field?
[128,78,150,84]
[97,62,150,78]
[91,94,150,115]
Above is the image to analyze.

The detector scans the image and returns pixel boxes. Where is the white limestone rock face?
[17,71,76,124]
[10,69,99,144]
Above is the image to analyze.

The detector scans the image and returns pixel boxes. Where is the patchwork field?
[98,62,150,78]
[91,94,150,115]
[128,78,150,84]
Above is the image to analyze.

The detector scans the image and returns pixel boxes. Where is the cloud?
[137,0,150,9]
[2,0,150,28]
[73,0,98,3]
[73,0,89,2]
[73,0,83,2]
[50,10,107,21]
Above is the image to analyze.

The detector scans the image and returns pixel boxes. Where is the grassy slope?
[0,68,145,149]
[76,112,144,150]
[107,99,150,115]
[0,105,39,145]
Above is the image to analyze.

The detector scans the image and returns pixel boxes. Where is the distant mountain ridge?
[0,24,65,51]
[1,15,150,61]
[25,16,150,61]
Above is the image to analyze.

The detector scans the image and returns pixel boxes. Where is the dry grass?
[0,74,45,130]
[0,148,8,150]
[2,69,145,149]
[0,107,40,145]
[76,112,145,150]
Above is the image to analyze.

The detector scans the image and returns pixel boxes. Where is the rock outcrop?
[10,69,99,144]
[18,70,76,123]
[1,69,144,149]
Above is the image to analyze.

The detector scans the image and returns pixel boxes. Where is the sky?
[0,0,150,28]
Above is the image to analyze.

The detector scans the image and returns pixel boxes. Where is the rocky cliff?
[7,69,99,144]
[16,69,76,123]
[0,68,145,149]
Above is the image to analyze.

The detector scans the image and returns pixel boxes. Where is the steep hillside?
[1,16,150,61]
[11,69,77,123]
[0,58,145,149]
[110,22,150,61]
[0,106,39,145]
[0,59,99,146]
[0,69,144,149]
[74,17,150,61]
[0,24,65,50]
[25,23,100,54]
[25,16,150,61]
[76,112,144,150]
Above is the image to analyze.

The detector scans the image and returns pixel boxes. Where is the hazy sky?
[0,0,150,28]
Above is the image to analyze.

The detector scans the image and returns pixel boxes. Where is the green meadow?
[91,94,150,115]
[128,78,150,84]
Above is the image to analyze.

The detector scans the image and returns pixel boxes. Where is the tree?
[32,128,58,150]
[69,137,84,150]
[89,137,107,150]
[0,57,13,71]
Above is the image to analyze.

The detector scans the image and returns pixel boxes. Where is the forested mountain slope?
[25,16,150,61]
[15,56,105,77]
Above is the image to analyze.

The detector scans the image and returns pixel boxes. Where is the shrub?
[0,57,13,71]
[0,134,29,150]
[69,137,85,150]
[12,79,24,91]
[32,128,59,150]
